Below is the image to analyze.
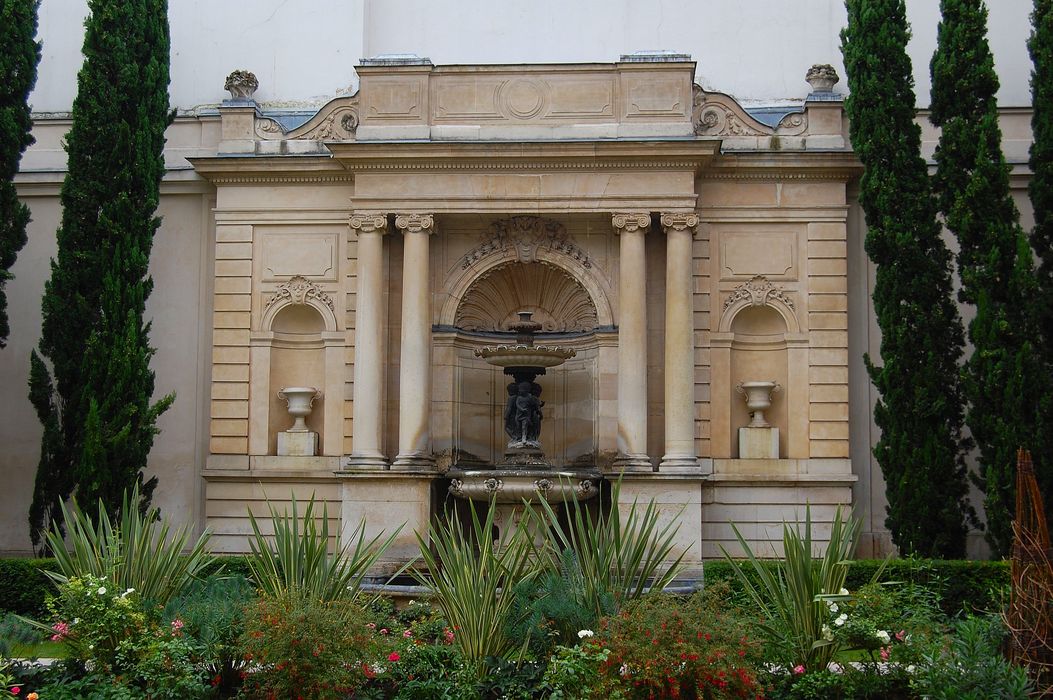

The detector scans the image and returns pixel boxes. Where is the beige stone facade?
[2,52,1035,565]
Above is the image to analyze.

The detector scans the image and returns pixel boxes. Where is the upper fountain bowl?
[474,344,575,368]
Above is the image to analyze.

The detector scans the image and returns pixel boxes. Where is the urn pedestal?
[736,381,780,459]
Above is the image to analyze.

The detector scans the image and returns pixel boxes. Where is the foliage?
[29,0,174,548]
[0,612,43,658]
[841,0,973,557]
[930,0,1050,557]
[411,499,543,678]
[590,587,766,699]
[911,614,1032,699]
[720,506,865,671]
[163,574,252,696]
[543,642,610,700]
[238,594,374,700]
[245,494,400,602]
[506,548,613,659]
[1030,0,1053,525]
[534,480,685,619]
[0,0,40,348]
[0,559,55,619]
[363,642,472,700]
[43,485,212,606]
[39,574,204,699]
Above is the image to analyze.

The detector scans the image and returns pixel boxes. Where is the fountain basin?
[447,467,601,504]
[473,344,575,368]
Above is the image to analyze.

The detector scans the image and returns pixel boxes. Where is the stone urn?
[277,387,321,432]
[736,381,780,428]
[805,64,839,93]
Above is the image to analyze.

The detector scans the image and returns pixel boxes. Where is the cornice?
[700,151,862,181]
[188,156,352,184]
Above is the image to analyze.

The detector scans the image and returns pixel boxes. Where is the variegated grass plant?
[720,504,871,672]
[534,478,687,619]
[45,484,212,606]
[245,493,400,603]
[411,499,543,678]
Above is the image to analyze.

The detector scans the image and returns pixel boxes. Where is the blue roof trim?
[743,105,804,129]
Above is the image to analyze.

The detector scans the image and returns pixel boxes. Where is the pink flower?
[171,619,185,635]
[444,628,455,643]
[388,652,400,662]
[50,621,69,641]
[403,629,413,638]
[366,622,376,630]
[895,630,906,642]
[880,646,890,661]
[380,628,389,635]
[793,664,805,675]
[11,687,20,695]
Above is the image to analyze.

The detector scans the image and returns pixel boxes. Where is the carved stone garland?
[461,216,591,270]
[723,275,795,312]
[264,275,335,314]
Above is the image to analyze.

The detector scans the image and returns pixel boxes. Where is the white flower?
[73,618,80,624]
[839,588,849,596]
[834,613,848,627]
[619,663,631,677]
[826,601,839,613]
[97,586,107,595]
[875,630,891,644]
[577,629,594,639]
[88,644,94,650]
[121,588,135,598]
[822,624,834,641]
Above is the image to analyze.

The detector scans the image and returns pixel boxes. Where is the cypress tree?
[930,0,1048,556]
[0,0,41,347]
[29,0,174,545]
[842,0,974,557]
[1029,0,1053,523]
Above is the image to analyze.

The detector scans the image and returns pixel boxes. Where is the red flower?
[388,652,400,662]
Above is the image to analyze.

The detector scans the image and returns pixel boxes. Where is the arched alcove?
[729,305,789,457]
[267,304,327,454]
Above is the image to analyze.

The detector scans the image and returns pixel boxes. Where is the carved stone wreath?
[461,216,591,269]
[264,275,335,314]
[723,275,795,312]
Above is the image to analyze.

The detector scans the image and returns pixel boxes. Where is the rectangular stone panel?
[260,232,338,280]
[810,440,850,458]
[209,436,248,454]
[216,225,253,243]
[720,231,797,280]
[212,382,249,400]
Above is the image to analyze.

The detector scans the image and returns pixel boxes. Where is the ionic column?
[612,213,652,471]
[659,212,700,471]
[392,213,436,470]
[347,212,389,469]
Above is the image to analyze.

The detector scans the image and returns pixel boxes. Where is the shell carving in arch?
[461,216,590,270]
[261,275,338,332]
[456,262,598,332]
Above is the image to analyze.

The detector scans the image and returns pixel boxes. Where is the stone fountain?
[446,312,602,515]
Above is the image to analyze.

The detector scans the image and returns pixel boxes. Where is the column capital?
[349,212,388,234]
[394,213,436,234]
[659,212,699,233]
[611,212,651,235]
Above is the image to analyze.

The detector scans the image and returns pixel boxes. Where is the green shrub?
[238,594,375,699]
[0,559,55,619]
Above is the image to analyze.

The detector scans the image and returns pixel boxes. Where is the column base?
[612,454,654,472]
[343,453,389,470]
[392,453,435,471]
[658,454,701,473]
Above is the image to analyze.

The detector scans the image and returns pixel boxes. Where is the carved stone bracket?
[462,216,590,269]
[692,84,807,137]
[611,212,651,234]
[394,213,436,235]
[256,95,360,141]
[660,212,700,233]
[264,275,335,314]
[349,212,388,234]
[723,275,795,312]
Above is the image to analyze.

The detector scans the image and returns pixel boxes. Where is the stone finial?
[224,69,259,101]
[805,64,840,93]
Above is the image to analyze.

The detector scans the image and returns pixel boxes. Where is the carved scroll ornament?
[461,216,590,269]
[264,275,335,313]
[723,275,795,312]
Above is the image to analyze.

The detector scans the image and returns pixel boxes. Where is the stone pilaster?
[659,212,700,471]
[392,213,436,470]
[346,212,389,469]
[612,212,652,471]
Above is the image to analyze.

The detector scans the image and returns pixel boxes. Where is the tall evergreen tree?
[930,0,1048,556]
[842,0,974,557]
[28,0,174,547]
[1029,0,1053,524]
[0,0,41,348]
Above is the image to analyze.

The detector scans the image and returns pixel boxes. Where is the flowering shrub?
[591,588,766,699]
[544,640,611,699]
[239,594,376,699]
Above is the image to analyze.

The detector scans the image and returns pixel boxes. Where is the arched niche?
[249,277,343,458]
[711,276,808,459]
[432,248,617,468]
